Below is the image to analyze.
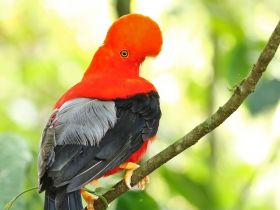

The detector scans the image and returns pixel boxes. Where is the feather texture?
[54,98,117,146]
[38,14,163,210]
[39,92,161,206]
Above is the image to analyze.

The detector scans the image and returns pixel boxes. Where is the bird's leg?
[119,162,140,189]
[81,189,98,210]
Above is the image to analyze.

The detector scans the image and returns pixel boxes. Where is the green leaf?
[116,191,159,210]
[226,41,250,86]
[247,79,280,114]
[160,168,219,210]
[0,133,32,210]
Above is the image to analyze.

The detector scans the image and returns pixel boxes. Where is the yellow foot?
[138,176,149,190]
[119,162,140,189]
[81,189,98,210]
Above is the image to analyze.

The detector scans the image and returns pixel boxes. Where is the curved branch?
[90,20,280,210]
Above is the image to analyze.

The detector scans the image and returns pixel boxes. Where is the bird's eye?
[120,50,129,58]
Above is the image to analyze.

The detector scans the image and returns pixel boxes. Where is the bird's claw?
[137,176,149,190]
[81,189,98,210]
[119,162,140,189]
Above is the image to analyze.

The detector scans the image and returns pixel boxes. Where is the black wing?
[38,91,161,193]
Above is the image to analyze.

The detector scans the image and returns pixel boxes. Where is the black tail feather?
[44,188,83,210]
[44,190,56,210]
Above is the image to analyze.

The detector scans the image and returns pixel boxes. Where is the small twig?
[4,187,38,210]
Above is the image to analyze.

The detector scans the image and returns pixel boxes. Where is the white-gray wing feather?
[53,98,117,146]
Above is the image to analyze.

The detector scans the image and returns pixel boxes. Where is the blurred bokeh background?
[1,0,280,209]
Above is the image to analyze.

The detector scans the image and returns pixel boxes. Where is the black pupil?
[120,50,128,57]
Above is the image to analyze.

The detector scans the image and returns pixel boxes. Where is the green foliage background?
[0,0,280,209]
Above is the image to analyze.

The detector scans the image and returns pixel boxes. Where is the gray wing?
[38,98,117,190]
[38,110,57,180]
[54,98,116,146]
[38,92,161,193]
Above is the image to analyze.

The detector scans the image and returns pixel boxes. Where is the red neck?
[54,46,156,108]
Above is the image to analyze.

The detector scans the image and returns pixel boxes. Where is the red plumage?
[39,13,162,210]
[53,14,162,177]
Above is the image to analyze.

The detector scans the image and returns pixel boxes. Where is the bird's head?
[85,14,162,78]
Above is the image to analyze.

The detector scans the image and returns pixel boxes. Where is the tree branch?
[89,20,280,210]
[115,0,131,17]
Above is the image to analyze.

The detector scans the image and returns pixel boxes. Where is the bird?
[38,13,162,210]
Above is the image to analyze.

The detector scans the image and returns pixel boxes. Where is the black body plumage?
[38,92,161,210]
